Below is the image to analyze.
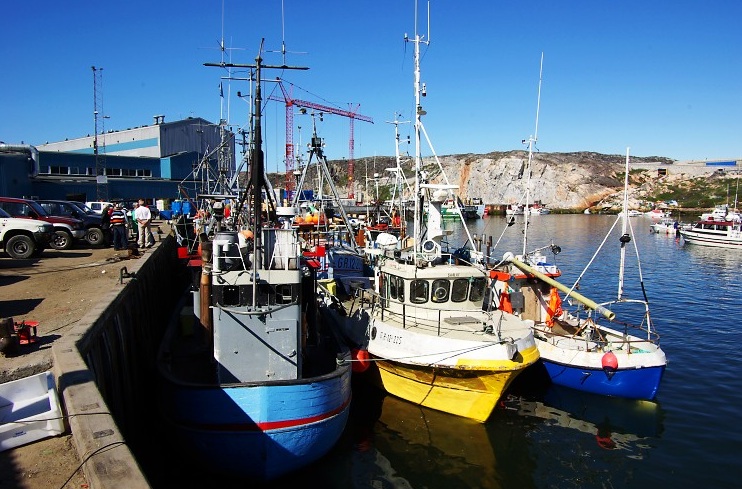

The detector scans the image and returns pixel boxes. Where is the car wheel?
[86,227,105,247]
[50,230,73,250]
[6,235,35,259]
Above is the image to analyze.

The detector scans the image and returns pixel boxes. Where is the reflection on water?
[505,365,664,455]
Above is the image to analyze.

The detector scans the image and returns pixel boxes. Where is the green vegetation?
[644,175,740,209]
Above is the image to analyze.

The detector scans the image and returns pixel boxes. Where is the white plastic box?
[0,371,65,452]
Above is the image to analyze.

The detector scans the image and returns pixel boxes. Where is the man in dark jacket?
[110,203,128,250]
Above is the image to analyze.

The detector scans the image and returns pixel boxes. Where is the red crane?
[272,79,373,199]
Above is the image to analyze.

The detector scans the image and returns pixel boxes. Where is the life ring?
[433,286,448,301]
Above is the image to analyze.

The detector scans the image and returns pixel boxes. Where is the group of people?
[101,199,155,251]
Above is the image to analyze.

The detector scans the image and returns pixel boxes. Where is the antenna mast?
[92,66,108,201]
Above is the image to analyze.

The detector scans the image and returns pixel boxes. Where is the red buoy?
[601,351,618,370]
[352,349,370,373]
[602,351,618,379]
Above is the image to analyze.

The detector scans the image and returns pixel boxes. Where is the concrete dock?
[0,222,186,488]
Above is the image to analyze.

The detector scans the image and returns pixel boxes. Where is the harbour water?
[142,214,742,489]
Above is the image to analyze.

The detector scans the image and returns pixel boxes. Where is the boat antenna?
[409,0,430,255]
[522,52,543,257]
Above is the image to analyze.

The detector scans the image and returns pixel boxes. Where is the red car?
[0,197,86,250]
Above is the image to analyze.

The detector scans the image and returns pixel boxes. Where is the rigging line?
[625,211,650,303]
[567,214,622,297]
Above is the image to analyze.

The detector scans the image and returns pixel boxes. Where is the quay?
[0,222,187,488]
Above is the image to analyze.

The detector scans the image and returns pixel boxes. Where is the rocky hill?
[270,150,734,213]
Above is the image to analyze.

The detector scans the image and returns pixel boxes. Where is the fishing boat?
[679,216,742,249]
[157,49,352,482]
[492,149,666,400]
[439,197,485,220]
[320,13,539,423]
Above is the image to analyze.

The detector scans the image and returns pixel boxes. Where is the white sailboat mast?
[618,148,630,300]
[409,2,429,254]
[523,52,544,256]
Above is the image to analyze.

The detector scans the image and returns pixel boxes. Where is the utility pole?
[92,66,108,201]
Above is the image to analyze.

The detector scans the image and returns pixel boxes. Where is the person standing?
[110,203,128,250]
[100,203,113,247]
[134,198,155,248]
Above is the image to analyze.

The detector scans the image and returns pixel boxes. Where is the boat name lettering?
[379,332,402,344]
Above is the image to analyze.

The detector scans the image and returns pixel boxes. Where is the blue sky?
[2,0,740,174]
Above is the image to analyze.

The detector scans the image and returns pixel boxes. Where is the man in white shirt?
[134,199,155,248]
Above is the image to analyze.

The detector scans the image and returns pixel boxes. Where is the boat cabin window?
[431,279,450,303]
[410,280,429,304]
[387,274,404,302]
[469,277,486,303]
[451,279,470,302]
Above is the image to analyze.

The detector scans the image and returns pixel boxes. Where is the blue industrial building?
[0,116,233,206]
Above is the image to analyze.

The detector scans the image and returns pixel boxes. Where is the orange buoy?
[351,348,370,373]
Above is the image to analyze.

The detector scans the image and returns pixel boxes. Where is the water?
[144,214,742,488]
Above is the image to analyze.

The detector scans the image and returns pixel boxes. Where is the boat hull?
[373,345,539,422]
[534,330,666,400]
[541,359,665,400]
[159,366,352,481]
[680,230,742,248]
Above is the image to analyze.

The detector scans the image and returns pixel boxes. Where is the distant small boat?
[529,203,550,215]
[645,208,670,219]
[650,217,678,235]
[505,203,525,215]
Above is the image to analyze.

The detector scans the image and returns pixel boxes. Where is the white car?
[85,201,113,214]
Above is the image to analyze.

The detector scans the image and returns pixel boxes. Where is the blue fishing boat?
[157,47,352,482]
[491,149,666,400]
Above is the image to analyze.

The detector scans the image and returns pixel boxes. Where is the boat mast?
[618,148,630,300]
[522,52,544,256]
[408,2,429,255]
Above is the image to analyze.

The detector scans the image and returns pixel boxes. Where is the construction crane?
[272,78,373,200]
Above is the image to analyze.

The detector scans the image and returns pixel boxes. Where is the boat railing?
[550,297,661,350]
[351,288,505,337]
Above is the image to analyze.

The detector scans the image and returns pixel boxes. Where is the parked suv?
[36,200,105,247]
[0,197,86,250]
[0,207,53,259]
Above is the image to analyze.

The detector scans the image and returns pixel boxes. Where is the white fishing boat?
[493,149,666,400]
[320,7,539,423]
